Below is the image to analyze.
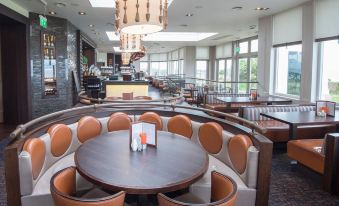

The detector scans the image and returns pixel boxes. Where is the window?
[250,58,258,89]
[251,39,258,53]
[150,61,167,76]
[319,39,339,103]
[217,60,225,81]
[140,62,148,73]
[173,60,178,74]
[238,58,248,93]
[275,44,302,96]
[196,60,208,79]
[239,41,249,54]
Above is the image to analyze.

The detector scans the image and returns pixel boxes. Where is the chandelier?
[121,52,131,65]
[120,33,143,52]
[115,0,168,35]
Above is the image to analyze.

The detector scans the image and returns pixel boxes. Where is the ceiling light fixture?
[115,0,169,35]
[55,2,66,8]
[255,7,269,11]
[78,11,86,15]
[49,11,57,15]
[121,53,131,65]
[120,33,144,53]
[88,24,94,27]
[232,6,243,11]
[89,0,115,8]
[107,31,218,42]
[186,13,194,17]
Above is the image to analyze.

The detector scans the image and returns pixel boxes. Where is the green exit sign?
[39,15,47,29]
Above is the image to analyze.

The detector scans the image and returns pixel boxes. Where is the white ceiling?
[13,0,310,53]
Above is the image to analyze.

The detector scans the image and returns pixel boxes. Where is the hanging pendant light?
[120,33,143,52]
[115,0,168,35]
[121,52,131,65]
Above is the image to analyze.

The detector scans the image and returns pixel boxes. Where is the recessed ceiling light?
[195,5,203,9]
[49,11,56,15]
[88,24,94,27]
[78,11,86,15]
[89,0,116,8]
[186,13,194,17]
[249,25,256,30]
[179,24,188,27]
[255,7,270,11]
[232,6,243,11]
[55,3,66,8]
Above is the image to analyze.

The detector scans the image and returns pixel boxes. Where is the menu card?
[316,100,336,117]
[130,121,157,147]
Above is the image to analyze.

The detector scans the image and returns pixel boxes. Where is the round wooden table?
[75,130,209,195]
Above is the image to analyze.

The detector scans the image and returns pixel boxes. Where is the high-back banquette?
[17,112,260,206]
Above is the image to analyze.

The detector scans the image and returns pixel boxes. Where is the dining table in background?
[260,111,339,140]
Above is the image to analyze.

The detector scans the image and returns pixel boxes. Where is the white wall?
[258,16,274,96]
[0,0,29,17]
[183,46,196,78]
[257,1,320,102]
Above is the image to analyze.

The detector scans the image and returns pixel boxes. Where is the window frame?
[273,43,302,99]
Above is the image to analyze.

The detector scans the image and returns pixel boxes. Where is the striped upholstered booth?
[204,93,252,115]
[239,105,336,142]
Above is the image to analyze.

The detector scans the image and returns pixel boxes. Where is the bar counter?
[103,80,149,97]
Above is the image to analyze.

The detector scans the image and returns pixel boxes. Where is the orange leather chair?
[158,171,237,206]
[198,122,224,154]
[287,139,324,174]
[139,112,163,130]
[107,112,132,132]
[51,167,125,206]
[134,96,152,100]
[77,116,102,143]
[167,115,193,138]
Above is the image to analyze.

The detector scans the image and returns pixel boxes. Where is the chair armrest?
[323,133,339,195]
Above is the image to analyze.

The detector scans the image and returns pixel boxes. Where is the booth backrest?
[240,105,315,121]
[18,112,259,199]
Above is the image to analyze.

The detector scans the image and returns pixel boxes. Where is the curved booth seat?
[8,108,270,206]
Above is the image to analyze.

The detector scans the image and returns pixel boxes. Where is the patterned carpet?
[0,139,338,205]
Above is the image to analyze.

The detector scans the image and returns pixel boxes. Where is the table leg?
[137,195,149,206]
[289,124,298,140]
[336,124,339,133]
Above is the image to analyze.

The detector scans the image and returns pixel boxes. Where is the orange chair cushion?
[107,112,132,132]
[77,116,102,143]
[167,115,193,138]
[287,139,325,174]
[139,112,163,130]
[23,138,46,180]
[48,124,72,157]
[228,134,253,174]
[198,122,223,154]
[211,172,237,205]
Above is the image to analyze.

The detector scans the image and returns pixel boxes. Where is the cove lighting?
[106,32,218,42]
[89,0,115,8]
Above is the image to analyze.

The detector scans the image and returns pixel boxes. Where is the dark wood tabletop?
[216,96,292,105]
[75,130,209,195]
[261,111,339,139]
[260,111,339,125]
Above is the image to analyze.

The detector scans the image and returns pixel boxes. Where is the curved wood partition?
[5,104,273,206]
